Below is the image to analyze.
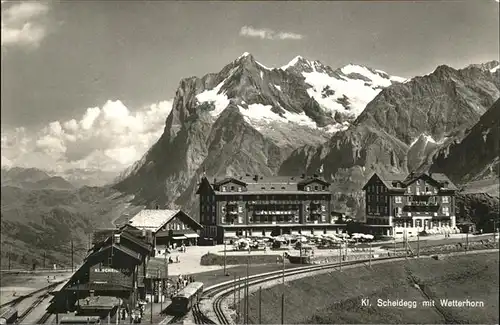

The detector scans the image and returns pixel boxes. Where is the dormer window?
[416,180,420,185]
[231,186,235,191]
[237,187,242,192]
[314,186,318,190]
[222,186,226,192]
[306,186,311,192]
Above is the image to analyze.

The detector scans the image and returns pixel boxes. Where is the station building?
[122,209,203,256]
[49,228,154,322]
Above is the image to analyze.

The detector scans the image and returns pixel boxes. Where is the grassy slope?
[247,252,499,324]
[0,185,136,269]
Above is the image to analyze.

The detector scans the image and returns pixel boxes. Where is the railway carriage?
[0,308,18,325]
[59,315,101,324]
[170,282,204,315]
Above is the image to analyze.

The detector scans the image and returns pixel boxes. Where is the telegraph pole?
[233,275,237,319]
[224,241,227,275]
[281,252,285,325]
[43,251,46,269]
[258,287,262,324]
[8,245,11,271]
[393,238,396,256]
[237,277,241,324]
[417,234,420,258]
[339,244,342,272]
[150,278,154,324]
[466,231,469,253]
[369,242,372,268]
[71,240,74,273]
[245,256,250,324]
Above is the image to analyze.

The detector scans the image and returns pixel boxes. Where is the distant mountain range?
[2,54,499,268]
[115,54,499,219]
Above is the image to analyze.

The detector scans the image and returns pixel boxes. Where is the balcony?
[415,190,438,196]
[406,201,439,207]
[253,210,297,216]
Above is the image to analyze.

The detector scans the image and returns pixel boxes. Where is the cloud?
[1,1,50,49]
[1,99,173,173]
[239,26,304,40]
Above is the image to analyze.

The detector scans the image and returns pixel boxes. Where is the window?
[407,187,412,194]
[416,180,420,185]
[395,196,402,203]
[231,186,235,190]
[442,196,449,203]
[238,187,242,192]
[221,206,226,213]
[443,206,450,214]
[222,186,227,192]
[306,186,311,192]
[238,206,243,213]
[384,207,388,214]
[416,219,422,227]
[281,187,286,190]
[321,205,326,212]
[314,186,318,190]
[425,186,429,192]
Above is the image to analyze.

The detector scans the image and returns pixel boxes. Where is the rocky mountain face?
[281,63,500,188]
[115,53,405,215]
[426,99,500,187]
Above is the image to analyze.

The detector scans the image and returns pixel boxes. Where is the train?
[59,315,101,324]
[169,282,204,315]
[0,308,18,325]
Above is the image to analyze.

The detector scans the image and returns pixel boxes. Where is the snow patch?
[302,69,383,116]
[490,65,499,73]
[196,81,230,117]
[409,134,447,147]
[238,52,250,59]
[237,104,346,134]
[281,55,305,70]
[256,61,272,70]
[341,64,392,87]
[260,71,264,79]
[274,85,282,91]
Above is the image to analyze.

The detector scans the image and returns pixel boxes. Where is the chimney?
[301,173,305,179]
[245,173,250,177]
[213,178,217,184]
[156,205,159,210]
[254,174,259,182]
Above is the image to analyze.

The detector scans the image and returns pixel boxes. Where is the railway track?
[207,256,400,325]
[16,291,51,324]
[199,248,499,325]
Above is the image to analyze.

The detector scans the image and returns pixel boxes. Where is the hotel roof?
[128,209,180,233]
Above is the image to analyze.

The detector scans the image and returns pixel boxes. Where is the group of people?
[169,274,195,297]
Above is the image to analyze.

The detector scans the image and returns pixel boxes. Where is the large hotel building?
[362,172,457,237]
[196,174,346,243]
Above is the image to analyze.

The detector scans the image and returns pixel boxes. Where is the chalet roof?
[214,190,331,195]
[212,175,330,192]
[86,243,141,263]
[402,172,458,190]
[366,172,458,191]
[128,209,180,233]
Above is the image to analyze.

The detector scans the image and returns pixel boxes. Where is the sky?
[1,0,499,173]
